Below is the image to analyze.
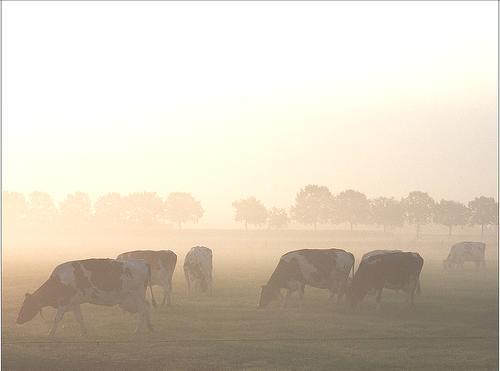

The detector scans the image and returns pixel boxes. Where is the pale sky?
[2,1,498,227]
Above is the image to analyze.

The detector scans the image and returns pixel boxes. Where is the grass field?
[2,229,498,370]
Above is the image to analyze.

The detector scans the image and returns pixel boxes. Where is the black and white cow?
[184,246,213,294]
[349,251,424,310]
[16,259,156,336]
[258,248,355,308]
[443,241,486,270]
[117,250,177,306]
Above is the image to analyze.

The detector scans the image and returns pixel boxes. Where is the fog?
[3,1,497,227]
[2,1,499,370]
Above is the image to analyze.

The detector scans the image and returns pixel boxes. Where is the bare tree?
[290,185,334,231]
[164,192,204,229]
[123,192,164,227]
[59,192,92,227]
[268,207,289,230]
[402,191,435,239]
[232,197,267,230]
[434,199,470,236]
[94,193,127,226]
[370,197,404,232]
[468,196,498,240]
[27,191,58,226]
[335,189,371,231]
[3,191,28,227]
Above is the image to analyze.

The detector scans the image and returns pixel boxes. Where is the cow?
[184,246,213,294]
[258,248,355,308]
[16,258,156,337]
[117,250,177,306]
[349,251,424,311]
[443,241,486,270]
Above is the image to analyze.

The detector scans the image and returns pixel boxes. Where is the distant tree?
[468,196,498,240]
[123,192,164,227]
[335,189,371,231]
[164,192,204,229]
[3,192,28,226]
[370,197,404,232]
[268,207,289,230]
[27,191,58,225]
[94,193,127,226]
[434,199,470,236]
[290,185,334,231]
[402,191,435,239]
[59,192,92,226]
[232,197,268,230]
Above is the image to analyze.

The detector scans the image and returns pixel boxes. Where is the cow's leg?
[49,307,66,337]
[184,269,191,294]
[283,289,292,308]
[161,279,171,306]
[407,279,417,309]
[298,285,305,301]
[134,298,153,335]
[72,305,87,336]
[375,288,383,312]
[337,280,348,303]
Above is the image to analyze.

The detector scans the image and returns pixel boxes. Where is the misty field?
[2,229,498,370]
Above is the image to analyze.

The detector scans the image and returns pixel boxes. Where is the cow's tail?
[350,254,355,281]
[147,264,157,308]
[416,278,421,296]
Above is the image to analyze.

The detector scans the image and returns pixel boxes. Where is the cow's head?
[16,293,40,324]
[258,284,280,308]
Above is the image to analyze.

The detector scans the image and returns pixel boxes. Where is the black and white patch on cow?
[117,250,177,306]
[184,246,213,294]
[16,259,156,336]
[350,251,424,311]
[259,248,355,308]
[443,241,486,270]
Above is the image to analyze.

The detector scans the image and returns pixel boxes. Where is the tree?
[59,192,92,226]
[232,197,267,230]
[335,189,370,231]
[123,192,164,227]
[468,196,498,240]
[268,207,289,230]
[401,191,435,239]
[434,199,470,236]
[27,191,58,225]
[3,192,28,227]
[290,185,334,231]
[94,193,127,226]
[370,197,404,232]
[163,192,204,229]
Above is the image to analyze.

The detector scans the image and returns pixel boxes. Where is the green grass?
[2,232,498,370]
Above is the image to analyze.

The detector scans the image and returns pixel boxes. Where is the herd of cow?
[16,241,486,337]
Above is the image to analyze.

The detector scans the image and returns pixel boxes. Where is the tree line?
[3,191,203,229]
[3,186,498,239]
[232,185,498,239]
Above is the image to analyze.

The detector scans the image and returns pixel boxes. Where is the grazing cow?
[184,246,213,293]
[16,259,156,336]
[117,250,177,306]
[443,241,486,270]
[350,251,424,310]
[258,248,355,308]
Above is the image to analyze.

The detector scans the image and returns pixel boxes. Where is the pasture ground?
[2,229,498,370]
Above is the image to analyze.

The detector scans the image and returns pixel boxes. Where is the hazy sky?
[2,1,498,227]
